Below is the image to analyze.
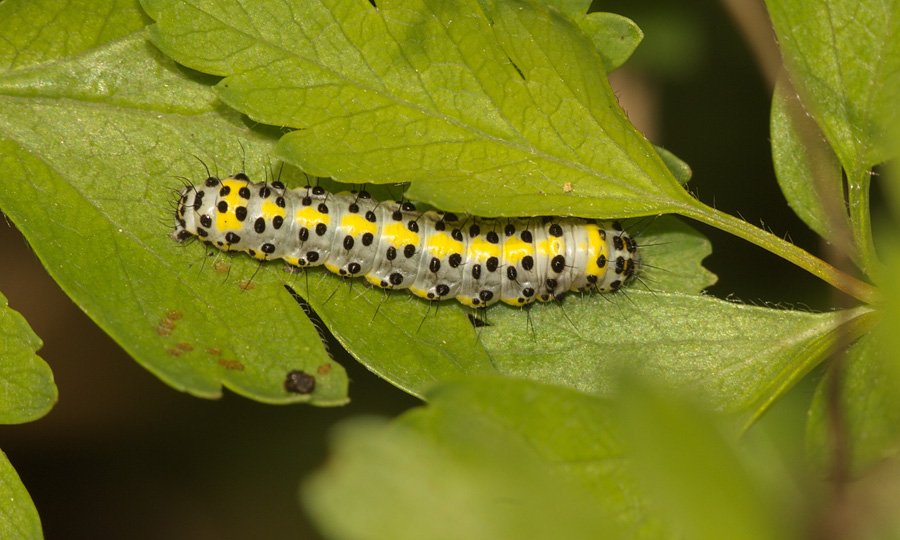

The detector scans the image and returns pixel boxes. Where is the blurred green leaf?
[400,378,666,537]
[0,450,43,540]
[807,328,900,474]
[304,379,635,540]
[614,378,792,540]
[146,0,694,219]
[0,0,348,405]
[621,8,705,80]
[807,245,900,473]
[306,377,805,540]
[766,0,900,173]
[0,293,57,424]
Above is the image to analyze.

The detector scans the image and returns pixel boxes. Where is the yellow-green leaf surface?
[0,0,347,405]
[766,0,900,173]
[145,0,694,219]
[490,0,589,19]
[0,450,42,540]
[0,293,57,424]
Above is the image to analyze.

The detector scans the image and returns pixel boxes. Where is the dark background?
[0,1,834,538]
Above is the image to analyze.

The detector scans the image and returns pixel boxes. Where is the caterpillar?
[171,174,640,308]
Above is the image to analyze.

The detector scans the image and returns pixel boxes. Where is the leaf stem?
[676,204,881,305]
[848,169,882,283]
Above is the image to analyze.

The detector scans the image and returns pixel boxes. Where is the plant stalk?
[848,169,882,284]
[677,204,880,305]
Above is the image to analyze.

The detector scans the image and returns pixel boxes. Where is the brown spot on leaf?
[217,359,244,371]
[159,318,175,330]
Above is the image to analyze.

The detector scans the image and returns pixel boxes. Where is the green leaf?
[0,450,43,540]
[148,0,870,416]
[3,0,868,420]
[579,12,644,72]
[304,379,633,540]
[306,377,799,540]
[476,0,643,72]
[655,145,692,185]
[476,0,591,20]
[807,244,900,473]
[523,0,589,18]
[765,0,900,173]
[766,0,899,281]
[399,379,664,538]
[0,293,57,424]
[146,0,694,219]
[0,1,348,405]
[284,277,497,399]
[632,215,714,294]
[0,0,692,405]
[770,78,848,245]
[482,292,872,427]
[806,328,900,474]
[0,0,149,70]
[614,379,792,540]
